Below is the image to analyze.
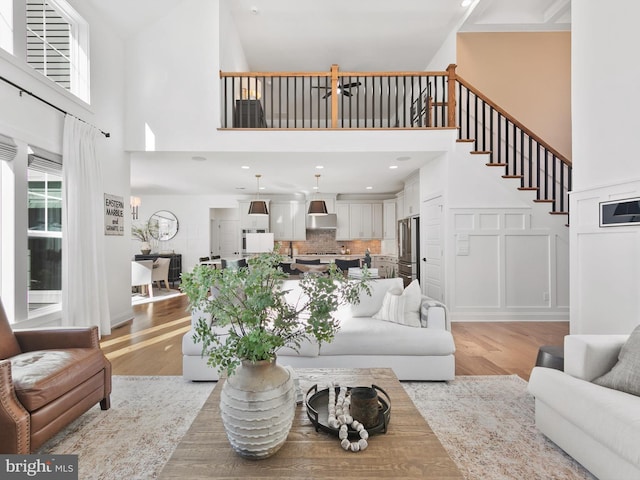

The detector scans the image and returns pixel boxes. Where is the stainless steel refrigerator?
[398,216,419,287]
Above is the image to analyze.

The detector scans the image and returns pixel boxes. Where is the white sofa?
[528,335,640,480]
[182,277,455,381]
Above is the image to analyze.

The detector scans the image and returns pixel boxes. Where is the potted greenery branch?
[180,248,370,459]
[131,221,157,254]
[180,248,370,376]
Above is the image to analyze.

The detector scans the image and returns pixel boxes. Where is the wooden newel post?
[331,64,339,128]
[446,64,457,129]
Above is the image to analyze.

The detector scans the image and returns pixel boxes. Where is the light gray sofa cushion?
[349,278,403,317]
[593,325,640,397]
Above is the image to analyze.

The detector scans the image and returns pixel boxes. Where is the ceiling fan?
[312,81,362,99]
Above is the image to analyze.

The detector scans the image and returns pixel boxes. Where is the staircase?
[453,74,571,219]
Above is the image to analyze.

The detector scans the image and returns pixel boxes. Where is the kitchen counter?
[288,254,363,263]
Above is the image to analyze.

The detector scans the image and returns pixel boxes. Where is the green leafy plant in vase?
[180,248,371,459]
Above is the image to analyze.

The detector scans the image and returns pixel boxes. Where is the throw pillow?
[593,325,640,397]
[373,289,405,325]
[402,280,422,328]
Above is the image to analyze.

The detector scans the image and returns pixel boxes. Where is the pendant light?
[308,174,328,216]
[248,174,269,216]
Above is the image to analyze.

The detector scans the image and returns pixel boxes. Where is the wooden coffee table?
[159,368,462,479]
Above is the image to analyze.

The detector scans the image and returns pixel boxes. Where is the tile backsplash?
[276,230,381,256]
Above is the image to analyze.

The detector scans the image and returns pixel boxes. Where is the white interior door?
[423,197,444,302]
[218,220,240,258]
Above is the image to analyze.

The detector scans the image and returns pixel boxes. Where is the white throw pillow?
[402,280,422,328]
[373,289,405,324]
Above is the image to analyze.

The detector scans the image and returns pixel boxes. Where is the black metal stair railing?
[456,76,572,214]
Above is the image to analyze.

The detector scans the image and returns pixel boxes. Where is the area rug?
[403,375,595,480]
[38,376,215,479]
[37,375,595,480]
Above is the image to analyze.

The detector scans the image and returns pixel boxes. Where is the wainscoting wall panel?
[571,179,640,334]
[448,208,569,321]
[454,234,501,307]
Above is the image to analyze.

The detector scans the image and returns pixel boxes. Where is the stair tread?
[533,199,555,203]
[486,163,507,167]
[457,139,475,143]
[502,175,522,179]
[550,211,569,215]
[471,151,492,155]
[518,187,539,191]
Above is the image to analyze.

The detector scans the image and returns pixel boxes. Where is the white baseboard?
[451,311,569,322]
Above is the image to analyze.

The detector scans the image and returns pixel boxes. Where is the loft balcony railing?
[220,64,571,215]
[220,64,456,129]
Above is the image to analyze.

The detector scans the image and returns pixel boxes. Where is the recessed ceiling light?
[241,165,250,169]
[389,165,398,169]
[366,186,373,190]
[396,156,411,162]
[461,0,473,7]
[315,165,324,169]
[191,156,206,162]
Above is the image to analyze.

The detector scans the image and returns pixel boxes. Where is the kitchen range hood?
[306,213,337,230]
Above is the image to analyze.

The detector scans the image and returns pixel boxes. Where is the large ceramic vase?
[219,358,296,459]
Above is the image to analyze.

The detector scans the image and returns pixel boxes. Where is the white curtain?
[62,115,111,335]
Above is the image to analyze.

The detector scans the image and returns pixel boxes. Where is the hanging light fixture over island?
[308,173,328,216]
[248,174,269,216]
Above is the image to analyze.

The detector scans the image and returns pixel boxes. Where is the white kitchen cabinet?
[372,203,383,238]
[335,203,350,240]
[270,202,306,240]
[396,191,405,220]
[337,202,383,240]
[404,176,419,218]
[373,255,398,278]
[239,201,270,229]
[383,200,396,239]
[349,203,371,239]
[347,203,383,239]
[291,202,306,240]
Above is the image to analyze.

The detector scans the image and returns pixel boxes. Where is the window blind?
[28,145,62,173]
[26,0,71,92]
[0,133,18,162]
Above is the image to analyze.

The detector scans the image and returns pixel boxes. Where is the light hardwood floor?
[101,294,568,381]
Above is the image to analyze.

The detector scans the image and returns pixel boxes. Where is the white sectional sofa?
[182,277,456,381]
[528,334,640,480]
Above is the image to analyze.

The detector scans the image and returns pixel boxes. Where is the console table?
[134,253,182,286]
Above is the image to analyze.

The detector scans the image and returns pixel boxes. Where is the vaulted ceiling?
[88,0,571,196]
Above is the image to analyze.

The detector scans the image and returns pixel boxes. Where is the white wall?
[132,194,241,274]
[124,0,222,151]
[420,141,570,321]
[570,1,640,334]
[0,0,131,327]
[219,0,249,71]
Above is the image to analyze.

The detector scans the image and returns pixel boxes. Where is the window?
[0,0,90,102]
[27,146,62,314]
[26,0,72,91]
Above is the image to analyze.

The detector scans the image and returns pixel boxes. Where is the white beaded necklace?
[326,383,369,452]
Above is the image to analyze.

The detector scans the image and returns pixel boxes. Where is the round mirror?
[149,210,179,241]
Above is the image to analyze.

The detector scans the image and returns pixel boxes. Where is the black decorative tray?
[305,384,391,439]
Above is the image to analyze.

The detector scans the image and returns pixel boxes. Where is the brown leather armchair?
[0,298,111,453]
